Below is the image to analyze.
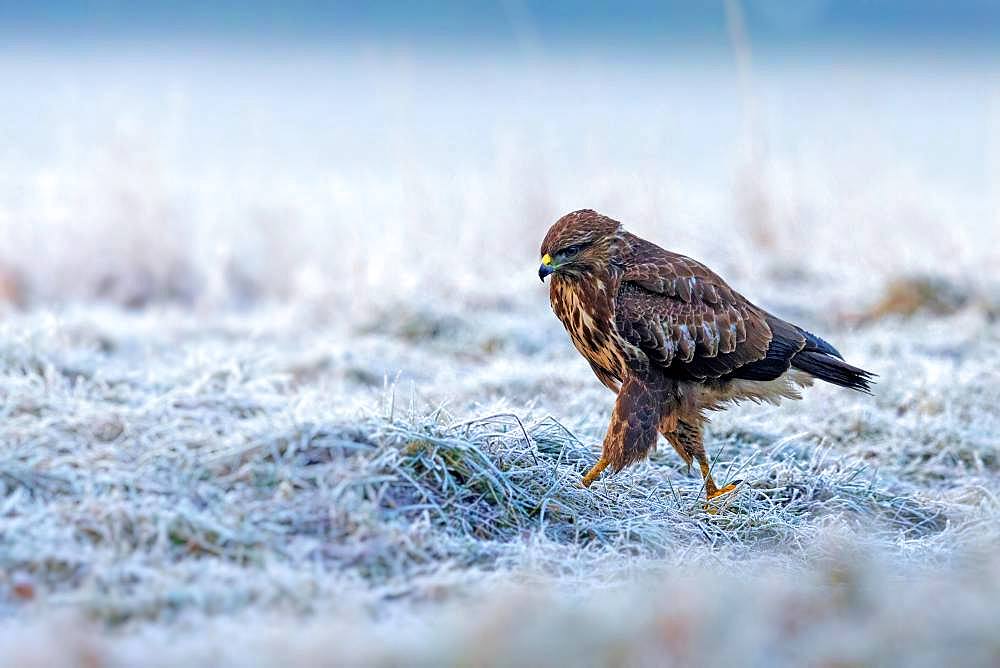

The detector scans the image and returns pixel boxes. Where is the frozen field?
[1,51,999,666]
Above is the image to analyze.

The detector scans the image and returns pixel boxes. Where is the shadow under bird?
[538,209,875,499]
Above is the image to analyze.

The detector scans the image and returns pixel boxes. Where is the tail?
[797,326,843,360]
[791,350,876,394]
[729,318,877,393]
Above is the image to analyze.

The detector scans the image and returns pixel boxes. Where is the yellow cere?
[541,253,553,266]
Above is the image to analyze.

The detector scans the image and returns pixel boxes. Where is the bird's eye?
[562,244,583,257]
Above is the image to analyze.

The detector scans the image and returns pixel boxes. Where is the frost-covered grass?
[1,293,998,666]
[2,50,1000,666]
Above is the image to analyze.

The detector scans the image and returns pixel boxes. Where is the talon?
[581,456,609,488]
[703,479,744,513]
[706,479,743,500]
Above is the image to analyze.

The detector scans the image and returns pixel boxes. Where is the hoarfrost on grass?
[1,54,1000,666]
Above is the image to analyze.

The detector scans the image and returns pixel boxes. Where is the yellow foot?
[703,480,744,513]
[581,456,609,488]
[707,481,742,500]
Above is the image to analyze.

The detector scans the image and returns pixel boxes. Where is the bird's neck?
[549,267,635,380]
[552,265,619,311]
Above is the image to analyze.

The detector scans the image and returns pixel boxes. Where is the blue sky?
[2,1,998,53]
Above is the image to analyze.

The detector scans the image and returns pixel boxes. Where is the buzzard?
[539,210,874,499]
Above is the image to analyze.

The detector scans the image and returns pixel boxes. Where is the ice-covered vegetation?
[1,52,999,666]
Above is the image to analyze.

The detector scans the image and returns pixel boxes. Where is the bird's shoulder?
[613,234,772,376]
[618,234,742,305]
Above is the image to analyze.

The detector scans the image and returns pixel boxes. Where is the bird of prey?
[538,209,874,499]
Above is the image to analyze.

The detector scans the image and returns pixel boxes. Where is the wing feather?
[615,237,783,381]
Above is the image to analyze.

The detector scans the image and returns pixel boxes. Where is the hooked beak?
[538,253,554,282]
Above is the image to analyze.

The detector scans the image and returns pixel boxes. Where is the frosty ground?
[2,278,999,665]
[1,52,1000,666]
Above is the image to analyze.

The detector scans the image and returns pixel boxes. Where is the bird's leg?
[696,453,740,500]
[581,456,609,487]
[660,413,692,475]
[676,420,741,500]
[581,373,669,488]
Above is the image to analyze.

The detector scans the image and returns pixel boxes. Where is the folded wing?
[616,237,793,381]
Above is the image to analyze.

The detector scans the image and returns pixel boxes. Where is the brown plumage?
[538,209,875,498]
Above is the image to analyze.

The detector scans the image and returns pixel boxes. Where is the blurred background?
[1,0,997,312]
[3,4,1000,666]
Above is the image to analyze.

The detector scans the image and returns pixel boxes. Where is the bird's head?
[539,209,623,282]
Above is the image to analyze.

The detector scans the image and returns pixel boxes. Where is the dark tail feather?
[797,326,844,360]
[791,350,876,394]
